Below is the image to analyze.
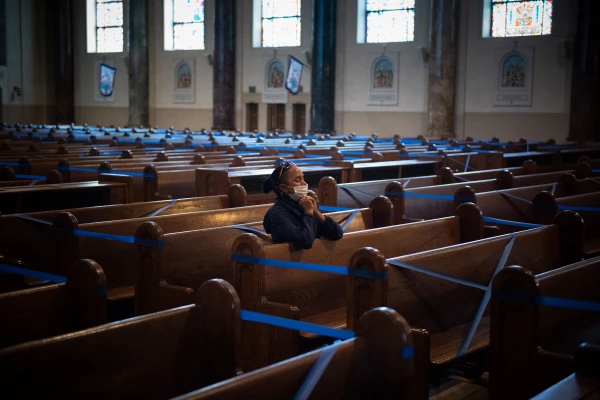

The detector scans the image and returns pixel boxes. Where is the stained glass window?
[262,0,301,47]
[491,0,552,37]
[96,0,124,53]
[173,0,205,50]
[365,0,415,43]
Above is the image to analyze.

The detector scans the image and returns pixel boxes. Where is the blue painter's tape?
[482,216,544,229]
[65,229,165,248]
[318,205,355,212]
[593,170,600,173]
[232,254,387,280]
[493,292,600,312]
[294,343,339,400]
[146,199,177,217]
[457,235,516,357]
[557,205,600,213]
[496,191,532,204]
[384,191,455,201]
[58,167,157,179]
[240,310,355,340]
[387,259,487,291]
[341,209,360,231]
[0,263,66,284]
[15,174,46,180]
[0,162,21,167]
[402,345,415,359]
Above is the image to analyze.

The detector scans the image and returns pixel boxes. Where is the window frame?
[165,0,206,51]
[87,0,125,54]
[483,0,553,39]
[359,0,416,44]
[253,0,302,49]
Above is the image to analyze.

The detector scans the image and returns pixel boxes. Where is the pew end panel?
[489,265,541,400]
[346,247,388,331]
[0,258,108,349]
[196,168,230,197]
[490,258,600,399]
[318,176,337,206]
[232,233,299,371]
[99,173,134,204]
[135,221,165,315]
[0,278,242,399]
[227,184,247,207]
[455,202,484,242]
[369,195,393,228]
[174,307,414,400]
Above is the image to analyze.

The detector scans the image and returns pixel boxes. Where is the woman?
[263,160,343,249]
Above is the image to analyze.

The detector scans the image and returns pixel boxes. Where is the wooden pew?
[489,259,600,400]
[0,181,130,214]
[530,344,600,400]
[0,184,246,229]
[533,191,600,257]
[0,279,239,399]
[0,259,107,349]
[230,203,486,370]
[175,307,414,400]
[196,165,349,205]
[1,201,272,305]
[134,197,394,316]
[348,213,584,399]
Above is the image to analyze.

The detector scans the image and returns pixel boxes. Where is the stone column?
[310,0,336,134]
[212,0,236,131]
[426,0,459,138]
[56,0,74,124]
[128,0,149,127]
[569,0,600,143]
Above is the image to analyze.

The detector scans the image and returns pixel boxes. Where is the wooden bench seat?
[0,280,239,400]
[1,202,277,307]
[533,191,600,257]
[530,344,600,400]
[175,308,414,400]
[348,213,584,399]
[0,259,107,349]
[134,197,394,316]
[230,203,486,370]
[0,181,130,214]
[490,258,600,399]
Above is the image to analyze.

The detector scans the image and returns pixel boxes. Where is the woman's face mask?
[286,184,308,201]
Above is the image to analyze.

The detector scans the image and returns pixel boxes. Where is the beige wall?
[4,0,579,143]
[3,0,56,124]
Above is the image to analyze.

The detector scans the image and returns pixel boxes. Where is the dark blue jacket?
[263,196,343,249]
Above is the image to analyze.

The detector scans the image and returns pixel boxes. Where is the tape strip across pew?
[232,254,387,280]
[58,167,158,179]
[15,214,164,248]
[386,234,516,357]
[240,310,414,400]
[0,263,67,284]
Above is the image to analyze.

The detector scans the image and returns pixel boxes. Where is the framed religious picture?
[173,59,196,104]
[494,46,534,107]
[263,57,288,103]
[367,53,399,106]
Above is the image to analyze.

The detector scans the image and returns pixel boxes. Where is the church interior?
[0,0,599,398]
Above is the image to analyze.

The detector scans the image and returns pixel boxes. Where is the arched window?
[87,0,124,53]
[490,0,552,37]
